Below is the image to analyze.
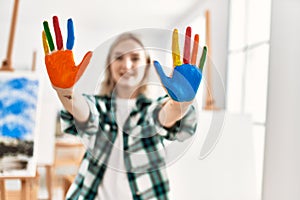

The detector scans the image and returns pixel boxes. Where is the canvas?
[0,72,41,177]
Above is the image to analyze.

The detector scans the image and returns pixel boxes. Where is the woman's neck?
[115,86,139,99]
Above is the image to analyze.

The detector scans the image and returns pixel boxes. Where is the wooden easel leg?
[30,173,39,200]
[0,180,6,200]
[21,180,30,200]
[46,165,53,200]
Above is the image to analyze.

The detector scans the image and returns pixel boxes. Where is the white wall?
[168,112,258,200]
[262,0,300,199]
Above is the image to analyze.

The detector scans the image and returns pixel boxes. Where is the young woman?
[42,16,206,200]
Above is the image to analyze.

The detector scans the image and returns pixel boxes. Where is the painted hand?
[42,16,93,89]
[154,27,207,102]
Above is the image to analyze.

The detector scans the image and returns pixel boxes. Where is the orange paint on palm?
[45,50,77,88]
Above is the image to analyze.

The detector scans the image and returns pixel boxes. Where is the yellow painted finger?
[42,31,49,55]
[172,29,182,67]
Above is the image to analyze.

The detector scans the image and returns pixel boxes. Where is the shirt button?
[104,124,110,131]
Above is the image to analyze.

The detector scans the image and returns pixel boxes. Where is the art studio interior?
[0,0,299,200]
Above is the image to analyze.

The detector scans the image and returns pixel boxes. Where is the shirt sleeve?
[60,94,100,138]
[152,96,198,142]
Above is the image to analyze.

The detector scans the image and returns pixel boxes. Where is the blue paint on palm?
[154,61,202,102]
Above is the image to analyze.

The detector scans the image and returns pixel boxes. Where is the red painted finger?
[53,16,63,50]
[183,26,191,64]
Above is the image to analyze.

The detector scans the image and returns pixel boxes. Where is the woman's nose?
[122,57,133,70]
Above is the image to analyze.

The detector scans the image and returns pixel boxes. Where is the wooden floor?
[1,189,63,200]
[2,186,63,200]
[2,190,20,199]
[1,176,65,200]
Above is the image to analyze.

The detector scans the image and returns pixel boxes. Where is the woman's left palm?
[154,27,207,102]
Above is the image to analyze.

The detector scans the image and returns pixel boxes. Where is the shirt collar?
[110,93,152,111]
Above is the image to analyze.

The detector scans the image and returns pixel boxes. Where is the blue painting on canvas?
[0,73,40,176]
[0,76,39,140]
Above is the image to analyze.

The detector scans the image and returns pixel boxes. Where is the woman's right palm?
[42,16,92,89]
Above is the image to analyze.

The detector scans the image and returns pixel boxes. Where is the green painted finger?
[43,21,55,51]
[199,46,207,72]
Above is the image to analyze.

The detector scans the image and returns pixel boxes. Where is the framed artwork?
[0,72,42,177]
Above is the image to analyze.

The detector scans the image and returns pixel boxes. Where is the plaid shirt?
[61,94,197,200]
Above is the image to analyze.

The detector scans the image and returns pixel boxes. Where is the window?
[226,0,272,197]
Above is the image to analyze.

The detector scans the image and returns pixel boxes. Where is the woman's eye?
[115,56,123,60]
[132,57,140,62]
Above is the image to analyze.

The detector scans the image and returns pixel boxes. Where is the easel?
[0,0,19,71]
[0,173,39,200]
[203,10,218,110]
[0,0,40,199]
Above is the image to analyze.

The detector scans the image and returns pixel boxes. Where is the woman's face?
[109,39,147,91]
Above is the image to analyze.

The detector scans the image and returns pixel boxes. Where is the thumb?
[153,60,171,88]
[75,51,93,82]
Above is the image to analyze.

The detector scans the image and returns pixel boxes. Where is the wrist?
[53,85,74,99]
[168,98,192,111]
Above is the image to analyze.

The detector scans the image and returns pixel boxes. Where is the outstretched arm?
[154,27,207,127]
[42,16,93,122]
[55,87,90,123]
[158,100,192,128]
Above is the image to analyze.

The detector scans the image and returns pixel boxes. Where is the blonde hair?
[99,33,151,96]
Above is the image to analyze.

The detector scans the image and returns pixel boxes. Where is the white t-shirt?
[96,98,136,200]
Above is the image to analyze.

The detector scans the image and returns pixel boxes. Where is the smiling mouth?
[120,71,134,78]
